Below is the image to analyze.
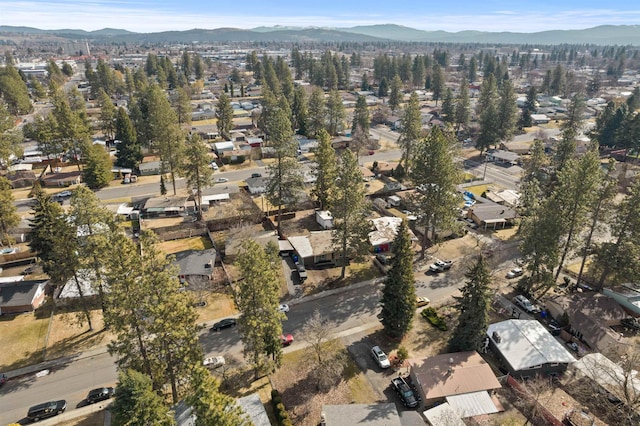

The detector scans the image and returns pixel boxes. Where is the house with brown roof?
[142,196,190,218]
[288,230,338,267]
[0,279,48,314]
[409,351,502,411]
[467,201,517,230]
[545,293,627,352]
[40,170,82,187]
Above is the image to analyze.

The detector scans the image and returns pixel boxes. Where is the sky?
[1,0,640,33]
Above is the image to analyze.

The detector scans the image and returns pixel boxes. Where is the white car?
[507,268,524,279]
[215,177,229,183]
[513,295,538,314]
[371,345,391,369]
[278,304,290,313]
[203,355,225,368]
[54,190,72,199]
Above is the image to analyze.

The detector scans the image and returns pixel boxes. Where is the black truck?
[391,376,419,408]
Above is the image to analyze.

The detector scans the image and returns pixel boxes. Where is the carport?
[483,218,507,230]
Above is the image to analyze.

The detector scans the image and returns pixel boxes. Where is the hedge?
[421,307,448,331]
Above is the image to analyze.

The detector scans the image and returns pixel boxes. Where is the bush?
[421,307,448,331]
[272,396,282,406]
[275,403,285,413]
[271,389,280,399]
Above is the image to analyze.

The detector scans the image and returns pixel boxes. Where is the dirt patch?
[424,234,481,262]
[57,410,105,426]
[271,347,378,426]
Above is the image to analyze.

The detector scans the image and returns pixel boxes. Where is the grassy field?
[156,236,214,254]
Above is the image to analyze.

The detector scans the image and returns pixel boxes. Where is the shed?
[315,210,333,230]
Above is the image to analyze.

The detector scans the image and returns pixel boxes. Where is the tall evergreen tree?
[83,143,113,189]
[378,77,389,98]
[215,92,234,141]
[306,86,326,138]
[398,92,422,173]
[235,240,284,378]
[331,149,370,279]
[171,87,192,126]
[441,88,456,123]
[111,369,174,426]
[0,176,20,247]
[291,85,308,135]
[476,74,500,153]
[431,64,445,106]
[496,79,518,143]
[311,129,337,210]
[351,95,370,135]
[114,107,143,170]
[388,75,403,113]
[379,220,416,338]
[455,78,470,132]
[97,88,116,140]
[325,89,345,136]
[449,256,492,352]
[183,134,214,221]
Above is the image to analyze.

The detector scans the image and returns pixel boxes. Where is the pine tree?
[306,87,326,138]
[111,369,173,426]
[379,220,416,338]
[455,78,470,133]
[351,95,370,135]
[388,75,403,113]
[441,88,456,124]
[97,88,116,140]
[183,134,214,221]
[476,74,500,154]
[83,143,113,189]
[235,240,284,378]
[378,77,388,97]
[496,79,518,143]
[0,176,20,247]
[325,89,345,136]
[449,256,492,352]
[291,85,308,135]
[215,92,234,140]
[398,92,422,173]
[311,129,337,210]
[114,107,143,170]
[431,64,445,106]
[171,87,192,126]
[331,149,370,279]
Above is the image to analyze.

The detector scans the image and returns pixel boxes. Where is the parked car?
[295,262,307,281]
[86,387,115,404]
[465,218,478,229]
[210,318,237,331]
[370,345,391,369]
[278,304,290,313]
[391,376,418,408]
[416,296,430,307]
[53,190,72,199]
[203,356,226,369]
[280,334,294,346]
[210,161,219,170]
[507,268,524,279]
[375,253,392,265]
[428,259,452,273]
[215,177,229,183]
[513,295,538,314]
[27,400,67,422]
[250,173,262,178]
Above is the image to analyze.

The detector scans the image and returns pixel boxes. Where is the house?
[236,393,271,426]
[212,141,235,156]
[6,170,37,189]
[531,113,551,124]
[486,150,519,165]
[602,284,640,316]
[315,210,333,230]
[482,189,520,208]
[409,351,502,413]
[0,280,48,314]
[288,230,338,266]
[467,202,517,229]
[142,196,189,218]
[545,293,627,352]
[225,229,278,262]
[487,319,576,378]
[57,271,103,302]
[321,403,401,426]
[246,137,263,148]
[138,160,162,176]
[369,216,418,253]
[173,249,218,284]
[40,170,82,187]
[245,177,268,195]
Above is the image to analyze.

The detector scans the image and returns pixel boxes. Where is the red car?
[280,334,294,347]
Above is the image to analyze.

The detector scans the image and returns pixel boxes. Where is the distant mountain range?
[1,24,640,45]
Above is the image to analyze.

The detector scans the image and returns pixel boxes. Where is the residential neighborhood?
[1,15,640,426]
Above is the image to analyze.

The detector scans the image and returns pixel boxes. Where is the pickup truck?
[295,262,307,281]
[391,376,418,408]
[428,259,453,273]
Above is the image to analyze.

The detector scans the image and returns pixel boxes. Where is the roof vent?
[204,260,212,268]
[492,331,501,343]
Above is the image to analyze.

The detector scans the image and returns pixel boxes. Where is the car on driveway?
[280,334,294,346]
[416,296,430,307]
[513,295,538,314]
[370,345,391,369]
[86,387,115,404]
[428,259,453,273]
[210,318,237,331]
[203,355,226,369]
[278,304,290,313]
[391,376,418,408]
[295,262,307,281]
[27,400,67,422]
[507,268,524,279]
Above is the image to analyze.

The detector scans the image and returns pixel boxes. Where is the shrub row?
[421,307,448,331]
[271,389,292,426]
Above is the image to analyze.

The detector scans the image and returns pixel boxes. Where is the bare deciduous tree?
[302,310,347,390]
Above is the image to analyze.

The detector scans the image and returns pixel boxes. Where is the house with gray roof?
[487,319,576,378]
[321,403,401,426]
[173,249,218,284]
[0,280,48,314]
[138,160,162,176]
[142,196,190,218]
[237,393,270,426]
